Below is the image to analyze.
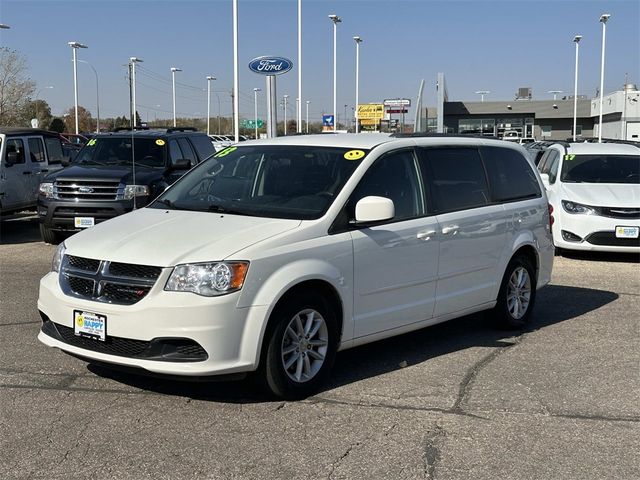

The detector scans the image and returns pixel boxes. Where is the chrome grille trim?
[53,180,124,201]
[60,256,162,305]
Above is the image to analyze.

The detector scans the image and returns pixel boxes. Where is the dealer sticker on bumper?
[74,217,95,228]
[615,226,639,239]
[73,310,106,341]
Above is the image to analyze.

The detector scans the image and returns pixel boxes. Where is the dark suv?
[37,127,215,243]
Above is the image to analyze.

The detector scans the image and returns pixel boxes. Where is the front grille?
[40,317,208,362]
[585,231,640,247]
[54,179,123,201]
[598,207,640,220]
[109,262,162,279]
[60,255,163,305]
[67,255,100,272]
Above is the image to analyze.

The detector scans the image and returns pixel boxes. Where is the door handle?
[22,171,32,175]
[417,229,437,240]
[441,225,459,235]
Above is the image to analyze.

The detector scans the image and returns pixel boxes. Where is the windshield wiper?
[207,204,248,216]
[155,198,175,209]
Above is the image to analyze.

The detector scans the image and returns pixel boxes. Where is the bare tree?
[0,48,36,126]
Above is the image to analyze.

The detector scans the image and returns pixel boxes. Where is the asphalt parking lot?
[1,214,638,480]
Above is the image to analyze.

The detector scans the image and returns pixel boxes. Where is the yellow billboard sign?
[359,118,380,126]
[357,104,384,120]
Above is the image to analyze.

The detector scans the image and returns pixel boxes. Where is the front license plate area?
[73,310,107,342]
[74,217,95,228]
[615,226,639,239]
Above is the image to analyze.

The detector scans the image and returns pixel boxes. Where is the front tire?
[39,224,61,244]
[493,255,537,329]
[258,291,338,399]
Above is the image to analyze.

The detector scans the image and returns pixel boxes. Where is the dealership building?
[426,74,639,141]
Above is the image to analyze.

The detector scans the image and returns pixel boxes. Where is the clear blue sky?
[1,0,638,124]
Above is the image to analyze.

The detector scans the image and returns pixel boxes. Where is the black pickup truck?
[37,127,215,243]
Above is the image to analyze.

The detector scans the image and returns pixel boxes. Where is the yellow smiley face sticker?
[215,146,237,157]
[76,315,84,327]
[155,139,166,146]
[344,149,365,160]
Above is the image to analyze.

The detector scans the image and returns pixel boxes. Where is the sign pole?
[266,75,277,138]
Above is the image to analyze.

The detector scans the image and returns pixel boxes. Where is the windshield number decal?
[155,139,166,146]
[344,149,365,160]
[564,154,576,161]
[86,139,97,146]
[215,146,237,157]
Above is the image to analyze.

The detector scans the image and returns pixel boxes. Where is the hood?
[561,183,640,207]
[44,164,163,184]
[64,208,301,266]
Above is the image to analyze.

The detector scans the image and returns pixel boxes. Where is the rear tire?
[257,291,338,399]
[39,224,61,244]
[493,255,537,329]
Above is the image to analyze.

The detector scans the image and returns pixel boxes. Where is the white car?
[38,134,554,398]
[537,141,640,253]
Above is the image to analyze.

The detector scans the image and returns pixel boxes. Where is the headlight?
[561,200,596,215]
[51,242,66,273]
[124,185,150,200]
[165,261,249,296]
[39,182,55,198]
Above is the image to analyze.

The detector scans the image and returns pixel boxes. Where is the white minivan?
[38,134,554,398]
[1,128,65,216]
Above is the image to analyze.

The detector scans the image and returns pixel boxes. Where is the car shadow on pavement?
[0,213,42,245]
[86,284,618,403]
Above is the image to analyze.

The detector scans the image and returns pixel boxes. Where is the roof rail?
[165,127,198,133]
[390,132,500,140]
[112,126,150,132]
[576,137,639,146]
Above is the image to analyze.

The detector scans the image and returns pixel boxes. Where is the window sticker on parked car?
[86,139,97,146]
[564,154,576,161]
[155,139,166,146]
[215,146,237,157]
[344,149,365,160]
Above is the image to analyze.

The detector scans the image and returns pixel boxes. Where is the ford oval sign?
[248,56,293,76]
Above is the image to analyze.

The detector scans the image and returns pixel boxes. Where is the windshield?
[561,154,640,184]
[74,137,167,168]
[150,145,369,220]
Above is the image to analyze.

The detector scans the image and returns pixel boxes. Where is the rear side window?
[189,135,215,160]
[418,148,490,213]
[480,147,541,201]
[28,138,46,162]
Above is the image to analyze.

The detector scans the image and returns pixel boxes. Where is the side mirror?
[5,151,18,167]
[354,196,395,225]
[539,173,550,188]
[170,158,191,170]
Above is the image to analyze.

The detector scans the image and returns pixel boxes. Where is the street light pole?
[171,67,182,127]
[283,95,289,135]
[572,35,582,141]
[598,13,610,143]
[253,88,261,139]
[77,60,99,133]
[206,76,216,135]
[297,0,302,133]
[329,14,341,133]
[233,0,240,142]
[353,36,362,133]
[68,41,88,134]
[129,57,143,127]
[475,90,490,102]
[306,100,310,133]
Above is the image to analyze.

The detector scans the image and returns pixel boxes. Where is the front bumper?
[554,210,640,252]
[37,197,147,232]
[37,271,269,376]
